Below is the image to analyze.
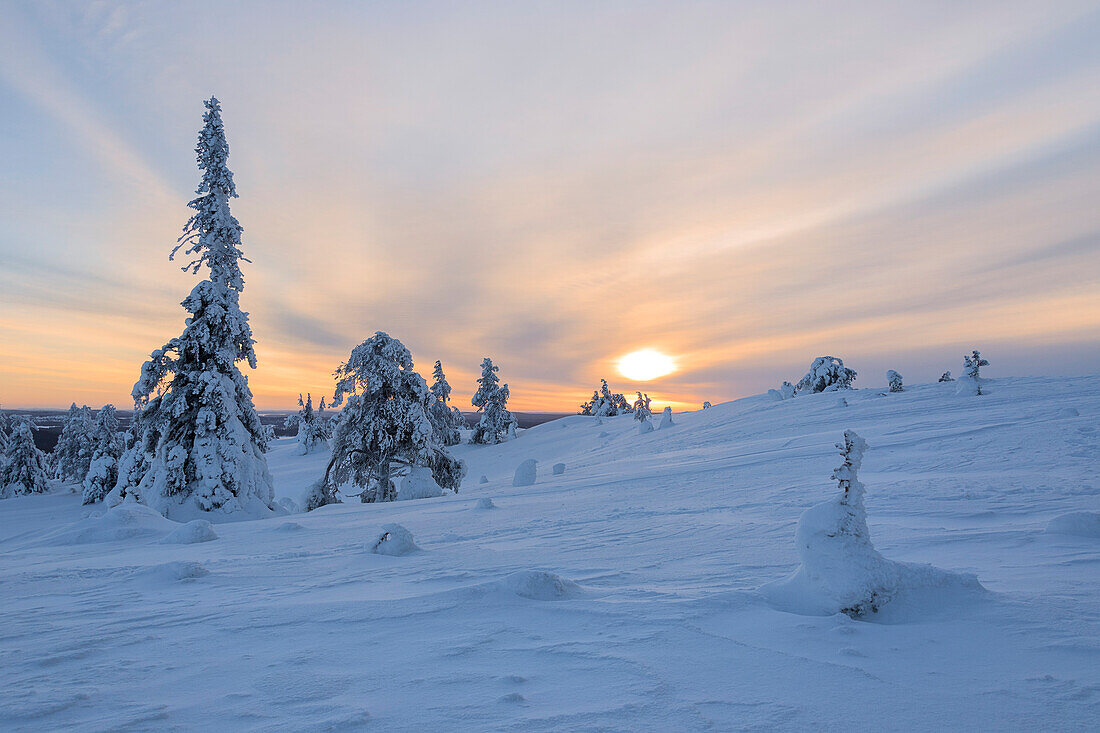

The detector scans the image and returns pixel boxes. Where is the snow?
[1046,512,1100,538]
[2,375,1099,730]
[512,458,538,486]
[160,519,219,544]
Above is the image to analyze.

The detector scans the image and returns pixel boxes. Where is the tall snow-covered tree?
[109,97,275,520]
[82,405,122,504]
[470,358,514,445]
[1,417,49,498]
[305,332,466,509]
[53,403,94,484]
[887,370,903,393]
[428,360,462,446]
[795,356,857,394]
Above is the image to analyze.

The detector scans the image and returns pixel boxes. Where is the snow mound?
[371,524,419,556]
[1057,407,1079,418]
[478,475,489,484]
[475,497,496,510]
[552,462,566,475]
[513,459,537,487]
[397,465,447,501]
[1045,512,1100,538]
[501,570,583,601]
[134,561,209,583]
[274,496,300,514]
[955,376,982,396]
[759,496,980,618]
[274,521,305,532]
[659,406,674,429]
[43,503,176,546]
[638,419,654,435]
[160,519,218,545]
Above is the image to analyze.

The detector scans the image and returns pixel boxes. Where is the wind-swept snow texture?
[2,376,1098,730]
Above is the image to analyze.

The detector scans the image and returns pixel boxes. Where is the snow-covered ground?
[2,376,1098,730]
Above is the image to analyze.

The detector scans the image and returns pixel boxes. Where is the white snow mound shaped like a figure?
[659,407,674,429]
[502,570,582,600]
[397,465,449,501]
[160,519,219,544]
[513,459,537,487]
[44,502,176,546]
[760,430,982,618]
[372,524,419,556]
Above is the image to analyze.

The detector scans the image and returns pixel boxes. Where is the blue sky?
[1,0,1099,409]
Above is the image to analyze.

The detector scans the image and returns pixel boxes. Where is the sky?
[1,0,1099,411]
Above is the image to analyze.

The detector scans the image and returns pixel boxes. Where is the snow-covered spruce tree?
[887,370,903,393]
[470,358,514,444]
[428,360,463,446]
[580,380,631,417]
[53,403,95,484]
[795,357,857,394]
[960,350,990,396]
[109,97,275,519]
[702,401,713,410]
[305,332,466,508]
[632,392,652,422]
[1,417,49,498]
[939,371,954,383]
[290,393,329,455]
[81,405,123,504]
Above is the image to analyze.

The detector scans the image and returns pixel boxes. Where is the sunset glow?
[1,3,1099,412]
[618,350,676,383]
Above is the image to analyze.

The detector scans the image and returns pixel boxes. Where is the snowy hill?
[2,376,1099,730]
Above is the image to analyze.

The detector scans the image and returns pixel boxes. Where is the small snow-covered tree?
[81,405,123,504]
[632,392,652,422]
[109,97,275,519]
[1,417,49,498]
[702,401,713,410]
[470,358,514,445]
[938,371,954,382]
[962,350,990,396]
[53,403,95,484]
[887,370,903,393]
[428,360,463,446]
[307,332,466,508]
[290,393,329,454]
[795,357,857,394]
[580,379,632,416]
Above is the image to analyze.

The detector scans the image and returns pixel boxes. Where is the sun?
[617,349,676,382]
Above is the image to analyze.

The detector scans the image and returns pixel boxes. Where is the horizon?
[2,1,1099,411]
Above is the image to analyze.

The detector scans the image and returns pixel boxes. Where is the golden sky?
[2,1,1099,411]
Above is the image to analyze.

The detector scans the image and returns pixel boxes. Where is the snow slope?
[2,376,1098,730]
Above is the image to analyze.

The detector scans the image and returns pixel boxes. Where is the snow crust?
[3,375,1099,730]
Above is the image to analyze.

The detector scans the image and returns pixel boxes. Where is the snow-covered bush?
[632,392,652,422]
[769,381,796,400]
[579,380,633,417]
[938,371,954,383]
[659,406,674,429]
[372,523,418,555]
[470,358,514,445]
[702,401,713,410]
[308,332,466,508]
[109,98,276,521]
[957,350,990,396]
[795,357,857,394]
[1,417,49,498]
[53,403,94,484]
[81,405,123,504]
[887,370,903,393]
[428,361,463,447]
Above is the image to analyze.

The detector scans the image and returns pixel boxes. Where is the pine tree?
[632,392,652,422]
[428,360,462,446]
[307,332,466,508]
[82,405,123,504]
[963,350,990,395]
[290,393,328,454]
[110,97,275,519]
[887,370,903,393]
[795,356,857,394]
[1,417,49,498]
[53,403,95,484]
[470,358,514,444]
